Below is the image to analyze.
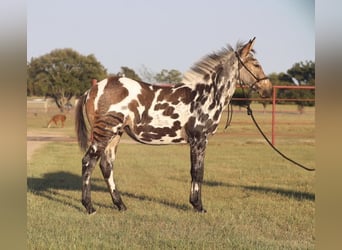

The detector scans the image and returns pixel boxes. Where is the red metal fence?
[231,85,315,145]
[271,85,315,145]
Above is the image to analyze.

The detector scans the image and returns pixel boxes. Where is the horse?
[47,114,66,128]
[75,37,273,214]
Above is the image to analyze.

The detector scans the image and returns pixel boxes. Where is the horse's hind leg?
[100,134,127,211]
[81,144,100,214]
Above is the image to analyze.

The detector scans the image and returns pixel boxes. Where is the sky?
[27,0,314,78]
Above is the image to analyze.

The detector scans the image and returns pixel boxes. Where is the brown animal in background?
[47,114,66,128]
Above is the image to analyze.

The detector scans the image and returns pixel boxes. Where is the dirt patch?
[27,141,48,162]
[27,130,75,162]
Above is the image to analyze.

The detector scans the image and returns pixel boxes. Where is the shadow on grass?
[122,191,189,211]
[27,171,190,212]
[28,171,91,213]
[203,179,315,201]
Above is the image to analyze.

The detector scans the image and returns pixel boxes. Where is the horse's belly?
[135,133,187,145]
[127,120,187,145]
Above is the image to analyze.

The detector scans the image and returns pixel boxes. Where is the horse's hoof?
[194,207,207,213]
[117,204,127,211]
[87,208,96,215]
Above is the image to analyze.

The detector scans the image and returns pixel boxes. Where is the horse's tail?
[75,94,89,151]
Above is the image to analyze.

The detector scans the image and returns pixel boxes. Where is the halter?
[224,52,268,129]
[226,52,315,172]
[234,51,269,95]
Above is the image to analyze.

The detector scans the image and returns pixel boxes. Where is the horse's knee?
[82,154,90,167]
[85,144,99,159]
[82,155,93,175]
[82,144,100,174]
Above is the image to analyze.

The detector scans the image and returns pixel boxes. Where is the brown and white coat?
[75,38,273,214]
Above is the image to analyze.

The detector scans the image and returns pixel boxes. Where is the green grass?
[27,104,315,249]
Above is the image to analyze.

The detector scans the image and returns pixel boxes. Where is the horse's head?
[236,37,273,98]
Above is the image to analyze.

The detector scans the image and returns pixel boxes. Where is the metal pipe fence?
[231,85,315,145]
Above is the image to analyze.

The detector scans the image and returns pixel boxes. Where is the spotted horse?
[75,37,273,214]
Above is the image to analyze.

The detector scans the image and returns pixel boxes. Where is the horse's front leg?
[81,144,100,214]
[189,136,208,213]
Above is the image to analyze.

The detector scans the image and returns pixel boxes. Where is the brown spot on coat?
[97,77,129,113]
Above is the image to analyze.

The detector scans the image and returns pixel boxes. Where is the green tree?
[287,61,315,86]
[266,61,315,110]
[154,69,182,84]
[269,72,295,105]
[27,48,107,112]
[120,66,142,81]
[287,61,315,109]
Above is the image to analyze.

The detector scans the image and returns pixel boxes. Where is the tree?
[137,65,183,84]
[269,72,295,105]
[287,61,315,86]
[265,61,315,111]
[138,65,156,83]
[287,61,315,110]
[27,48,107,112]
[154,69,182,84]
[119,66,142,81]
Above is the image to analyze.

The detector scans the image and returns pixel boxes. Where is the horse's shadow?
[27,171,314,214]
[27,171,190,212]
[202,179,315,201]
[28,171,93,212]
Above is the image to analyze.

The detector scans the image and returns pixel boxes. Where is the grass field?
[27,103,315,249]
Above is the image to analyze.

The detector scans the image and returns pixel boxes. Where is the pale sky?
[27,0,314,77]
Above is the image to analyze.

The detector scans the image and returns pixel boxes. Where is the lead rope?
[224,102,233,129]
[246,104,315,171]
[228,52,315,171]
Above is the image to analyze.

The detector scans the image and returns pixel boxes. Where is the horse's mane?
[182,42,255,85]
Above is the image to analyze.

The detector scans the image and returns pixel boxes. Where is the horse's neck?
[190,74,237,126]
[200,73,237,107]
[219,76,237,105]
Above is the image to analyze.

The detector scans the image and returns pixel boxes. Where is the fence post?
[272,87,277,145]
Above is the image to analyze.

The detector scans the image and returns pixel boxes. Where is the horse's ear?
[239,37,256,58]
